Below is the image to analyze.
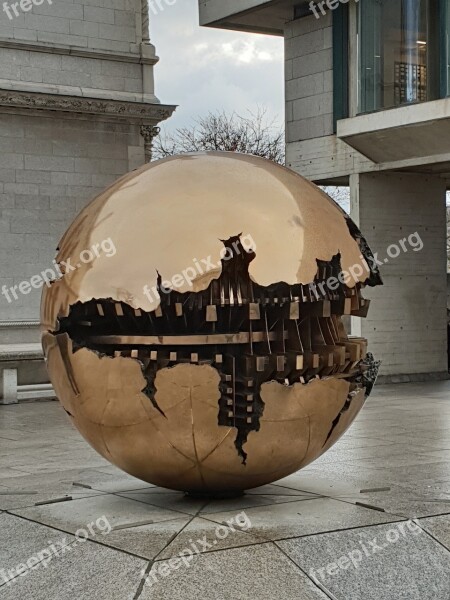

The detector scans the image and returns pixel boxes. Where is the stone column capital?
[140,124,161,162]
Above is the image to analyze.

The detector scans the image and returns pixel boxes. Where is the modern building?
[0,0,175,344]
[199,0,450,381]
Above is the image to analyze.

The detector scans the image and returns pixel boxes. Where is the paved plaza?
[1,382,450,599]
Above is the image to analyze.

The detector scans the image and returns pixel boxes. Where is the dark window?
[358,0,440,114]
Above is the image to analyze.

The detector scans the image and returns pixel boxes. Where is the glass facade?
[446,1,450,96]
[357,0,440,114]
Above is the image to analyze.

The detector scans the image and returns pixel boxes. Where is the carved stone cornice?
[0,89,176,123]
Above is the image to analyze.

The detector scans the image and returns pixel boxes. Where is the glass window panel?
[358,0,439,114]
[446,0,450,96]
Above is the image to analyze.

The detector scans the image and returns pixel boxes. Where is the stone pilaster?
[140,125,161,163]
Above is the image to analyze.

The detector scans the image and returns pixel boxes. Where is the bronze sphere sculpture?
[41,152,382,494]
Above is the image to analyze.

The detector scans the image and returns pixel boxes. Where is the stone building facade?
[0,0,175,343]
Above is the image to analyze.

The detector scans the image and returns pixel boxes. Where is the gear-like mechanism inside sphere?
[54,229,381,463]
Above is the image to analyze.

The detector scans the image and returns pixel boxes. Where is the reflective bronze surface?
[41,152,382,493]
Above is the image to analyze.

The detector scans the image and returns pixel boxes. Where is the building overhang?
[337,99,450,164]
[199,0,301,35]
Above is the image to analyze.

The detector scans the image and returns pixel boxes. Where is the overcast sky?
[150,0,285,133]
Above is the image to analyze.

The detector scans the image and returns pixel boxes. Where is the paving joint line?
[4,510,158,562]
[274,541,341,600]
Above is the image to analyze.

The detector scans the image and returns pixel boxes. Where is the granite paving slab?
[155,515,263,559]
[0,513,145,600]
[199,491,319,515]
[140,543,328,600]
[99,516,191,559]
[11,494,185,535]
[278,520,450,600]
[204,497,399,542]
[334,484,450,519]
[419,513,450,550]
[0,512,74,571]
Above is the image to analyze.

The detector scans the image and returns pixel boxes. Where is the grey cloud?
[150,0,284,131]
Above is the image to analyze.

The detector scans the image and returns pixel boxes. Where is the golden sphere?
[41,152,381,494]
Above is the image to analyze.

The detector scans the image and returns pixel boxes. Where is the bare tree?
[322,186,350,213]
[154,109,285,164]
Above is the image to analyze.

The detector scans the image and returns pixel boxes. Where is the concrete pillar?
[350,172,448,380]
[1,369,18,405]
